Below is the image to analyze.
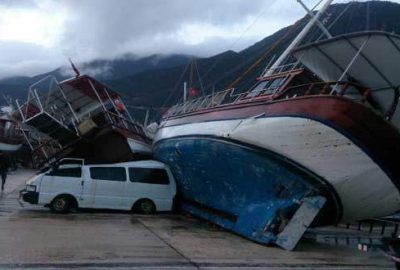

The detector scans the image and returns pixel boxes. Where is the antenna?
[264,0,334,77]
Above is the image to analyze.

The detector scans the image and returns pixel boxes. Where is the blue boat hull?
[153,136,338,244]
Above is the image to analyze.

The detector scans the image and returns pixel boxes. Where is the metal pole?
[41,147,49,159]
[102,88,129,129]
[120,102,138,126]
[25,91,33,117]
[331,38,369,94]
[15,100,26,122]
[261,54,277,76]
[34,89,44,112]
[144,109,149,127]
[265,0,334,77]
[297,0,332,38]
[104,88,122,116]
[56,83,79,123]
[88,79,108,112]
[87,78,113,124]
[183,81,187,102]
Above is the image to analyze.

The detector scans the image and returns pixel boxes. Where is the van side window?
[47,167,82,178]
[90,167,126,182]
[129,168,169,185]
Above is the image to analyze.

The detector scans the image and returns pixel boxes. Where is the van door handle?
[81,181,84,186]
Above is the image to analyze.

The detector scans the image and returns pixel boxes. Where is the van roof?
[88,160,167,168]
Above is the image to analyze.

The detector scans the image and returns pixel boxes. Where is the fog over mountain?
[0,0,390,78]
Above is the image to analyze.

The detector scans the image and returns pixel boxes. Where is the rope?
[189,59,194,89]
[147,59,192,123]
[194,60,205,96]
[227,20,304,89]
[200,4,272,86]
[316,1,354,41]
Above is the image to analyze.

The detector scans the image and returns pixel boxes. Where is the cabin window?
[252,80,269,92]
[265,77,287,93]
[246,80,270,98]
[90,167,127,182]
[246,77,288,97]
[47,167,82,178]
[129,168,169,185]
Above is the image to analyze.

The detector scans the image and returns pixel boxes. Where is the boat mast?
[264,0,334,77]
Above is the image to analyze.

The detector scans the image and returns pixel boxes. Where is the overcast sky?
[0,0,397,79]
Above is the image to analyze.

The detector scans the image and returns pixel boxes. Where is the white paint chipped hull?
[0,142,22,152]
[155,116,400,222]
[127,138,152,155]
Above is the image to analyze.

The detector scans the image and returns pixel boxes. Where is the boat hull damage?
[154,136,338,244]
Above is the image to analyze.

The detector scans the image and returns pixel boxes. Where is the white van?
[20,159,176,214]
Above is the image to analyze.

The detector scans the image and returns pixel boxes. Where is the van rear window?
[90,167,126,182]
[129,168,169,185]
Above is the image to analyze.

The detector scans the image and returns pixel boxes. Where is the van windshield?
[46,167,82,178]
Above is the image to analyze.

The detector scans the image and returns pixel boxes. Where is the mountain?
[1,1,400,120]
[0,54,192,101]
[104,1,400,121]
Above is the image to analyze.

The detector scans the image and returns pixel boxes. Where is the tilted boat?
[153,0,400,249]
[0,108,23,152]
[14,73,151,167]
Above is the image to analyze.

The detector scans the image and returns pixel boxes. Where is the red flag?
[114,98,126,112]
[189,87,199,97]
[69,58,80,77]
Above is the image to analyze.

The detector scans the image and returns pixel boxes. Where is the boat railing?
[273,81,371,102]
[95,110,146,137]
[164,80,373,118]
[31,139,64,166]
[165,88,245,117]
[261,62,301,77]
[16,74,147,139]
[16,87,73,133]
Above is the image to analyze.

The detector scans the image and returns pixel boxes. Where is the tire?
[50,196,72,214]
[134,199,156,215]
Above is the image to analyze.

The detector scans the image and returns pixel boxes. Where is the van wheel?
[134,199,156,215]
[50,196,72,214]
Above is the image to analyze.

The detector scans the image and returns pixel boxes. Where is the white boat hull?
[155,116,400,222]
[0,142,22,152]
[127,138,152,155]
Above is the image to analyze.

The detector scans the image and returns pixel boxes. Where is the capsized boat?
[153,0,400,249]
[14,74,151,166]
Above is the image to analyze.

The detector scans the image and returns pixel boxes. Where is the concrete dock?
[0,170,395,269]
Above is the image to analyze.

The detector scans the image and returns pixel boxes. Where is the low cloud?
[0,0,397,78]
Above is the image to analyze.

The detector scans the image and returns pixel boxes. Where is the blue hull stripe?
[153,136,341,244]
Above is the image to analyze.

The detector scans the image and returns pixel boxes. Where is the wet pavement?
[0,170,395,269]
